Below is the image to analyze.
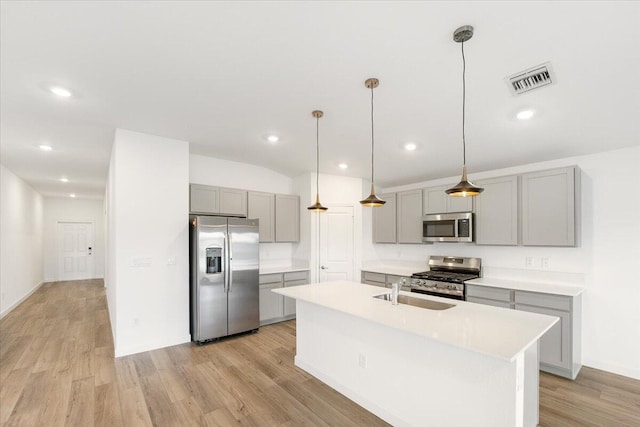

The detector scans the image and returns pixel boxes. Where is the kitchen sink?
[373,293,455,310]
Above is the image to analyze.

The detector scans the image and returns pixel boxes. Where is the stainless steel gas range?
[410,256,481,301]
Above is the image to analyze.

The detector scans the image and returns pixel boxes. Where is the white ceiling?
[1,1,639,199]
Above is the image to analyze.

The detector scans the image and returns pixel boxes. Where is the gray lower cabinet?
[521,166,577,247]
[466,284,582,379]
[397,189,423,243]
[361,271,411,291]
[275,194,300,242]
[259,270,309,325]
[474,175,519,245]
[372,193,397,243]
[248,191,275,242]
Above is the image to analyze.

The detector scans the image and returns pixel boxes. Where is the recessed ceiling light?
[266,135,279,143]
[338,163,349,169]
[50,86,72,97]
[516,109,535,120]
[69,193,76,198]
[404,142,417,151]
[39,144,53,151]
[60,177,69,183]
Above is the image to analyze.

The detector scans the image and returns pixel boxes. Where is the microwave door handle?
[454,219,459,238]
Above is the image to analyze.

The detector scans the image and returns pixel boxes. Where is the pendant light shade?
[360,78,386,207]
[446,25,484,198]
[307,110,328,212]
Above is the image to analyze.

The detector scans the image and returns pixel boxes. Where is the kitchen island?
[273,281,558,427]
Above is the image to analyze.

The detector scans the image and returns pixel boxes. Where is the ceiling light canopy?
[446,25,484,198]
[266,135,279,143]
[50,86,72,97]
[60,177,69,183]
[307,110,328,213]
[69,193,76,198]
[360,78,386,207]
[338,163,348,169]
[404,142,417,151]
[39,144,53,151]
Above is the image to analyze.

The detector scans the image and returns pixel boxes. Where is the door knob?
[320,266,328,270]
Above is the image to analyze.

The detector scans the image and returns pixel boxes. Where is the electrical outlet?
[525,257,535,268]
[166,257,176,266]
[541,258,550,269]
[133,318,139,327]
[358,353,367,368]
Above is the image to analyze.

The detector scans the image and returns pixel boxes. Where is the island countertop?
[274,280,558,362]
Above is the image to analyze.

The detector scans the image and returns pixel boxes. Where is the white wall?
[43,197,105,281]
[366,146,640,379]
[190,154,293,194]
[0,165,43,316]
[106,129,190,357]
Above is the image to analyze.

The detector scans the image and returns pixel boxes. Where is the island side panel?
[294,300,533,427]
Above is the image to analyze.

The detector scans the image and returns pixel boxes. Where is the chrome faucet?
[391,278,405,305]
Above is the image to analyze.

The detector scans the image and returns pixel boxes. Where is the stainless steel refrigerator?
[189,215,259,343]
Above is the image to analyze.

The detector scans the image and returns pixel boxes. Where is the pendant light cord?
[370,86,375,184]
[461,41,467,167]
[316,116,320,196]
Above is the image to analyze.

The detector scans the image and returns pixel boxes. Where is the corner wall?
[107,129,190,357]
[0,165,43,316]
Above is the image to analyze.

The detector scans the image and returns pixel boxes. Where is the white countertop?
[466,277,584,297]
[274,281,558,361]
[259,264,310,274]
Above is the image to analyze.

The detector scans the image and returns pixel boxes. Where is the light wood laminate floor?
[1,280,639,426]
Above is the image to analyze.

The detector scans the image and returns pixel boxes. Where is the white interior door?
[57,222,95,281]
[319,206,354,282]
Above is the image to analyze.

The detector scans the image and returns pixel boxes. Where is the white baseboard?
[0,280,45,319]
[583,359,640,380]
[114,334,191,358]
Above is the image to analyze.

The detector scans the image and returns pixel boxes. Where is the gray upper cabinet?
[248,191,275,242]
[219,187,247,216]
[373,193,397,243]
[475,175,519,245]
[397,189,423,243]
[423,185,473,214]
[190,184,219,214]
[521,166,577,246]
[275,194,300,242]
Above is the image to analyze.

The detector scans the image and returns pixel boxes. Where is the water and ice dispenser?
[206,247,222,274]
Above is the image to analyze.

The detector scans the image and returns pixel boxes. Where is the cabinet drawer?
[363,272,386,283]
[283,279,307,287]
[284,271,308,282]
[466,285,513,302]
[515,291,571,311]
[466,296,513,309]
[259,273,282,285]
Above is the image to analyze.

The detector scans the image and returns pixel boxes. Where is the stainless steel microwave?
[422,212,473,243]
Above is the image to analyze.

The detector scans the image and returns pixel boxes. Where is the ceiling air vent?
[505,62,555,95]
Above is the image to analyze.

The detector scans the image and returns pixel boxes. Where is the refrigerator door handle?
[228,232,233,292]
[223,234,229,293]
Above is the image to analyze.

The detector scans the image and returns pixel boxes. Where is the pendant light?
[307,110,328,212]
[446,25,484,197]
[360,78,386,207]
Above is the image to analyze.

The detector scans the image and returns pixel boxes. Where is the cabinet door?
[275,194,300,242]
[219,188,247,216]
[283,278,307,317]
[259,283,283,322]
[372,193,397,243]
[475,175,519,245]
[423,186,448,214]
[248,192,275,242]
[423,185,472,214]
[190,184,219,214]
[397,190,423,243]
[466,296,513,309]
[515,304,571,370]
[521,166,576,246]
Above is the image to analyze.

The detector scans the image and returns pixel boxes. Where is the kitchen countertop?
[259,264,310,274]
[274,281,558,361]
[360,263,426,277]
[466,277,584,297]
